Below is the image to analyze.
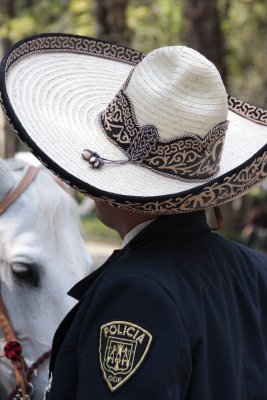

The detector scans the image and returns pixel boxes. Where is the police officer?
[1,34,267,399]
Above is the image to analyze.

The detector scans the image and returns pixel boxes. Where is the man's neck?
[94,199,157,239]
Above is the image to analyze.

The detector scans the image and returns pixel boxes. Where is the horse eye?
[10,262,39,287]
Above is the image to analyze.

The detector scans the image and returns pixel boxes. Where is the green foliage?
[1,0,266,106]
[81,212,121,244]
[220,229,243,244]
[0,15,37,42]
[74,192,120,243]
[245,187,267,205]
[128,0,183,52]
[0,0,94,42]
[220,0,267,105]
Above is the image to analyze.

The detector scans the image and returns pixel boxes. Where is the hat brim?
[1,33,267,214]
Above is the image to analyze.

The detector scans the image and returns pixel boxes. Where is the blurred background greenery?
[1,0,267,248]
[82,211,121,244]
[1,0,266,105]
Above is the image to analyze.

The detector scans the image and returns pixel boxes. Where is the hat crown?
[126,46,228,139]
[2,33,266,213]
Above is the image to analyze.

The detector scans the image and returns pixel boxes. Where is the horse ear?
[0,157,16,202]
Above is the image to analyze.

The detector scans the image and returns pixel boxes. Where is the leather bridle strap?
[0,165,39,215]
[0,163,66,397]
[0,165,39,398]
[0,293,29,399]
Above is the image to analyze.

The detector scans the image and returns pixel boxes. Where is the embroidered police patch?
[99,321,153,392]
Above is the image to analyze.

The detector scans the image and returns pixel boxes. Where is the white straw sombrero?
[0,33,267,214]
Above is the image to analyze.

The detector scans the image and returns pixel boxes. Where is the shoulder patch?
[99,320,153,392]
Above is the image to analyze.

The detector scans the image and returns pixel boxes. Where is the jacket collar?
[68,210,210,300]
[126,210,209,250]
[67,249,121,300]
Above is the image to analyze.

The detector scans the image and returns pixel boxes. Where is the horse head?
[0,156,92,399]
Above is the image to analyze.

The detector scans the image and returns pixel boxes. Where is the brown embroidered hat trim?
[0,33,266,215]
[96,150,267,214]
[99,87,229,181]
[5,34,145,72]
[228,95,267,127]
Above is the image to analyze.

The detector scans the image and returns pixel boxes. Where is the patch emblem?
[99,321,153,392]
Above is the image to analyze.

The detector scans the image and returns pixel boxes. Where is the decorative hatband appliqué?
[99,88,229,181]
[1,34,267,215]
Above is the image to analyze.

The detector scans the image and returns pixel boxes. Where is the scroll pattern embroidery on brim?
[5,35,145,72]
[228,95,267,126]
[98,151,267,214]
[100,88,229,181]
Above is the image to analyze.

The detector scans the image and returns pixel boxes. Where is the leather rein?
[0,166,51,399]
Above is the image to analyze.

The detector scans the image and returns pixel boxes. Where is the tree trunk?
[0,40,17,158]
[94,0,132,46]
[0,0,15,16]
[182,0,227,83]
[0,0,19,158]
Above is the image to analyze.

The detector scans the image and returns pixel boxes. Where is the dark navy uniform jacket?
[46,211,267,399]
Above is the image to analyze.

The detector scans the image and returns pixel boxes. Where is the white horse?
[0,156,92,399]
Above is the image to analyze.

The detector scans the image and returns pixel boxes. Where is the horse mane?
[29,168,81,230]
